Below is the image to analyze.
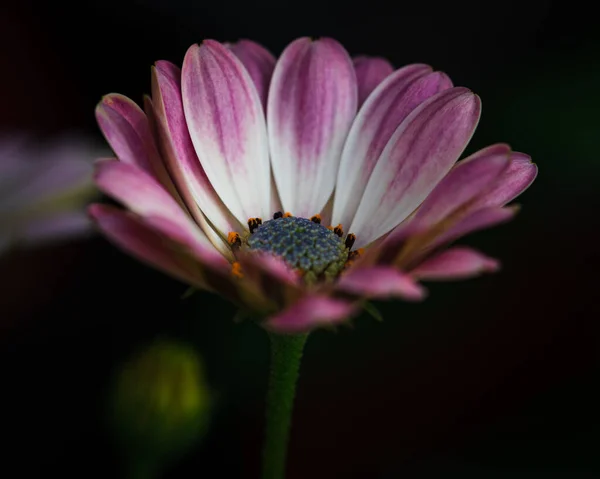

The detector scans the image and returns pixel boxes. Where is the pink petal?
[182,40,271,224]
[413,143,511,227]
[93,160,224,263]
[353,56,394,107]
[238,251,301,287]
[89,204,209,289]
[151,60,241,243]
[227,39,276,110]
[19,211,93,246]
[435,205,518,247]
[0,156,94,214]
[349,88,481,247]
[267,37,357,218]
[473,151,538,208]
[332,65,452,231]
[236,251,303,310]
[411,246,500,281]
[265,295,357,333]
[95,94,161,177]
[337,265,426,300]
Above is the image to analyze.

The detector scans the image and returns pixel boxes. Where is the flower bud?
[109,339,212,468]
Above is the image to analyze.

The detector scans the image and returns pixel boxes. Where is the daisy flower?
[90,37,537,334]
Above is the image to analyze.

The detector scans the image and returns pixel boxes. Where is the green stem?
[261,332,309,479]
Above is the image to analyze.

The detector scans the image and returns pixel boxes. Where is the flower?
[90,37,537,333]
[1,133,103,255]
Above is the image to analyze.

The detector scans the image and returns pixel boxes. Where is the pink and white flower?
[90,38,537,333]
[1,134,103,255]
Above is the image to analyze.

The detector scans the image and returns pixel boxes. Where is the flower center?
[247,215,349,282]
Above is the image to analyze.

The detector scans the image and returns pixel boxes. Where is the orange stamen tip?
[227,232,241,247]
[347,247,365,262]
[232,261,243,278]
[333,224,344,237]
[283,212,293,218]
[310,214,322,224]
[326,225,334,231]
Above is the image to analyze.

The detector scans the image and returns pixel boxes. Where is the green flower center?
[247,216,349,282]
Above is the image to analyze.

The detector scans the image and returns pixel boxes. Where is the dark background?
[1,0,598,477]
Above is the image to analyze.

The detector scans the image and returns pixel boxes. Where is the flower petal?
[413,143,511,227]
[411,247,499,280]
[18,211,93,246]
[95,94,163,178]
[93,160,227,263]
[349,87,481,247]
[89,204,209,289]
[473,152,538,208]
[226,39,276,110]
[267,37,357,218]
[182,40,271,225]
[337,265,426,300]
[435,205,518,247]
[151,60,241,246]
[265,295,357,333]
[332,65,452,231]
[236,251,303,310]
[353,56,394,107]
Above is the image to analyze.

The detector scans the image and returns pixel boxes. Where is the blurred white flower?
[0,133,105,255]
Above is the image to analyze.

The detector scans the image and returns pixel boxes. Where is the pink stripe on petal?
[411,247,499,281]
[413,143,511,226]
[353,56,394,107]
[337,265,426,300]
[182,41,271,224]
[89,204,209,289]
[265,295,357,334]
[152,61,241,244]
[473,152,538,208]
[227,39,276,110]
[333,65,452,230]
[268,37,357,218]
[350,88,481,247]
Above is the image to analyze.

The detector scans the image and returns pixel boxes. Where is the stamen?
[310,214,321,224]
[231,261,243,278]
[333,224,344,237]
[345,233,356,250]
[347,247,365,261]
[273,211,283,219]
[344,248,364,271]
[283,212,293,218]
[227,232,241,250]
[248,217,263,234]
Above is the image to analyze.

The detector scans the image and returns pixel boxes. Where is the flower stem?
[261,332,308,479]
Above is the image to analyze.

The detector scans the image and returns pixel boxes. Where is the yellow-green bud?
[109,339,212,468]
